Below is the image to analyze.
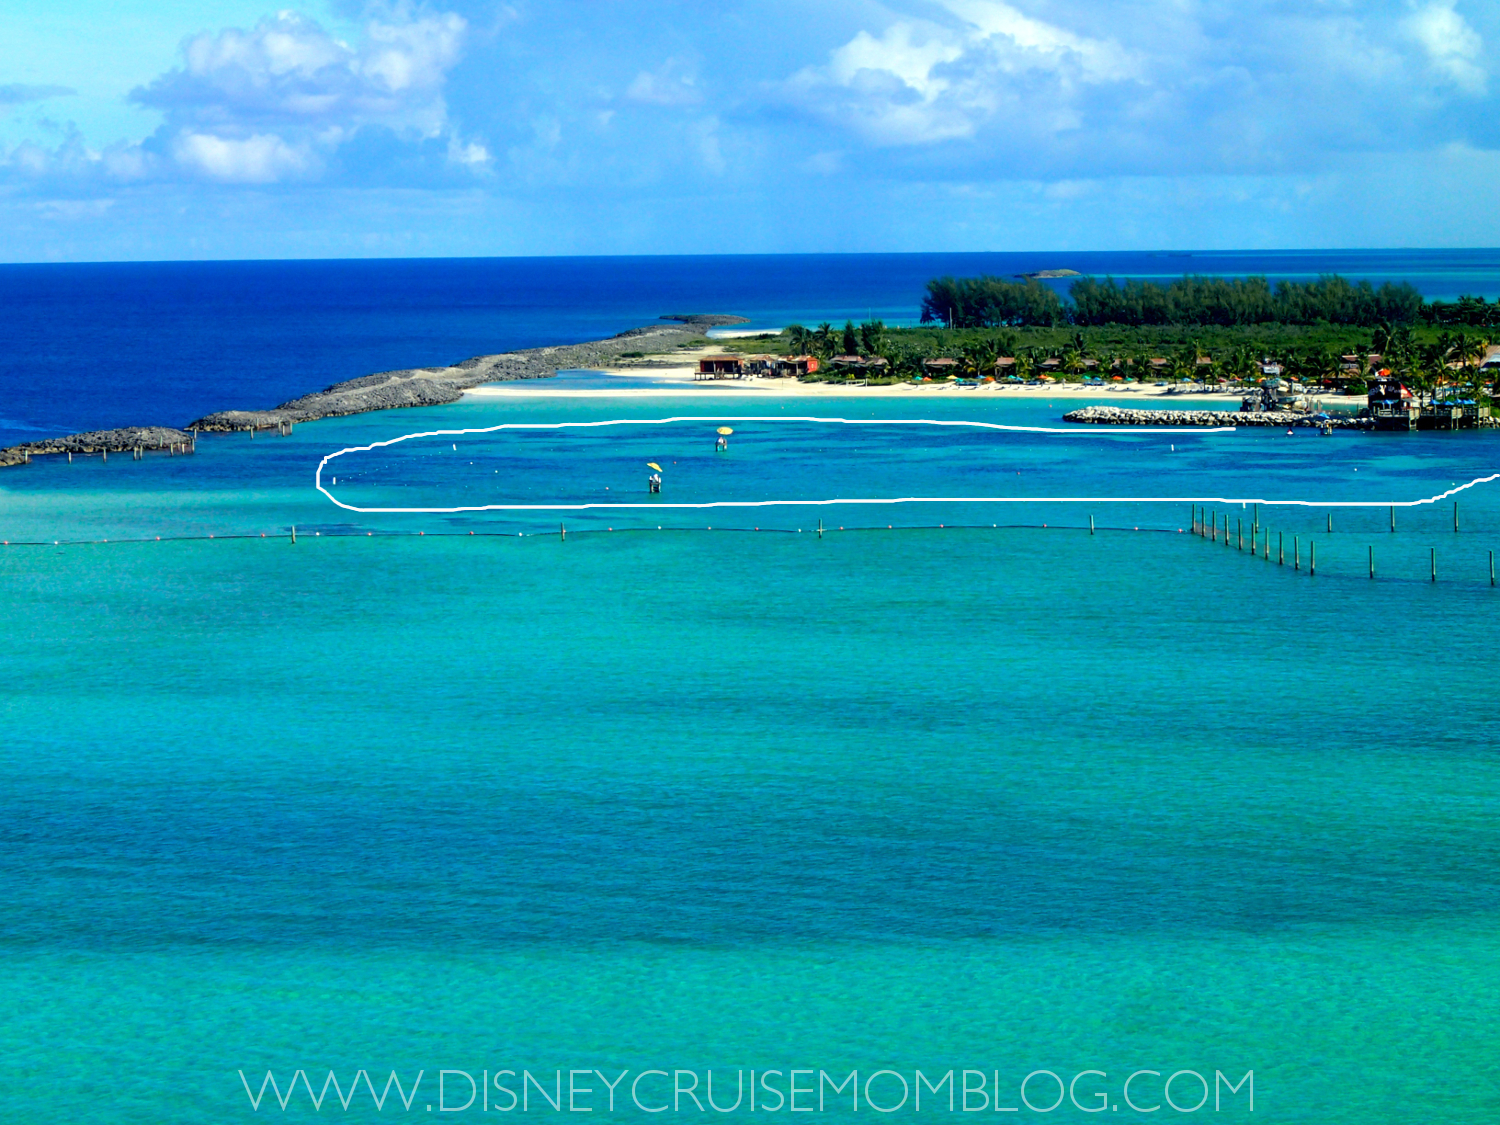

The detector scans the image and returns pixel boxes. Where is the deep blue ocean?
[2,253,1499,1123]
[4,249,1500,447]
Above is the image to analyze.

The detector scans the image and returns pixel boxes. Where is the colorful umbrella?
[716,427,733,435]
[647,462,662,472]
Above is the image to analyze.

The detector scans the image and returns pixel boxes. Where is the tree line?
[920,273,1441,329]
[767,317,1493,401]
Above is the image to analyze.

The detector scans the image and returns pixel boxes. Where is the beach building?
[1368,376,1418,430]
[741,354,777,375]
[773,355,819,377]
[922,357,959,377]
[697,355,744,378]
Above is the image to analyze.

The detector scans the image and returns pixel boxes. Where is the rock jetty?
[0,314,747,466]
[1063,405,1370,429]
[187,315,747,432]
[0,426,193,468]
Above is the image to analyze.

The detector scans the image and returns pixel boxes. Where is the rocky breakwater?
[1063,405,1369,429]
[1,315,747,467]
[0,426,193,467]
[188,314,748,432]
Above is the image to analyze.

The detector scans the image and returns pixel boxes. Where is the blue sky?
[2,0,1498,260]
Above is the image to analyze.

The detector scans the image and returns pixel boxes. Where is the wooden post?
[1454,501,1459,533]
[1224,513,1230,547]
[291,525,296,543]
[1431,547,1436,583]
[1210,512,1216,542]
[1327,512,1332,533]
[1390,505,1395,532]
[68,451,72,463]
[1491,549,1495,587]
[1090,514,1095,536]
[1279,531,1284,565]
[1237,518,1242,551]
[1369,545,1374,579]
[1294,535,1300,571]
[561,522,566,541]
[1253,503,1259,534]
[102,449,106,463]
[1311,540,1316,576]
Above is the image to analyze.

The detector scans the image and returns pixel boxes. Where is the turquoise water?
[3,393,1499,1121]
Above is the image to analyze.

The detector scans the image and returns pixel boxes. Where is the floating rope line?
[311,415,1498,516]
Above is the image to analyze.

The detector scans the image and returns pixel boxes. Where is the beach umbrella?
[647,462,662,472]
[716,426,733,435]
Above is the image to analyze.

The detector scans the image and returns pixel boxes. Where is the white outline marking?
[314,415,1497,514]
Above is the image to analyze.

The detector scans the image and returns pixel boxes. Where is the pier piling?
[1327,512,1332,533]
[290,525,296,544]
[1311,540,1316,577]
[1295,535,1300,571]
[1369,546,1374,579]
[1237,518,1242,551]
[1454,501,1459,533]
[1279,532,1284,566]
[817,519,823,540]
[1253,504,1259,535]
[1431,547,1436,583]
[1390,505,1395,532]
[1090,514,1095,536]
[561,522,566,541]
[1491,549,1495,587]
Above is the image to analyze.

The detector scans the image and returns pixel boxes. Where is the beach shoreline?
[469,343,1366,405]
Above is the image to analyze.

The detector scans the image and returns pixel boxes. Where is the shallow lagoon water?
[2,388,1499,1122]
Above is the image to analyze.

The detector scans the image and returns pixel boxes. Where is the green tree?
[842,321,859,356]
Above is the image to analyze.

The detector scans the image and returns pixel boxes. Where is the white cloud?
[1403,0,1486,94]
[785,2,1139,146]
[625,59,702,106]
[117,8,469,183]
[172,131,315,182]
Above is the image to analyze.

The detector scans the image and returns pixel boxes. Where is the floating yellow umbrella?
[716,426,733,435]
[647,462,662,471]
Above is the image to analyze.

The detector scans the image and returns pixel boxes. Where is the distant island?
[1017,269,1082,279]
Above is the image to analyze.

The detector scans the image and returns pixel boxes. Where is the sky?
[1,0,1498,260]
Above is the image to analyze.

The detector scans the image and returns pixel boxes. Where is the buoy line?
[313,415,1497,515]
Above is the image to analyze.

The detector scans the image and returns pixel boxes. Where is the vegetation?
[920,273,1427,329]
[720,316,1495,403]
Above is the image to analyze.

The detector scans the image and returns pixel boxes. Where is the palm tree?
[1060,344,1086,380]
[960,339,998,380]
[785,324,812,354]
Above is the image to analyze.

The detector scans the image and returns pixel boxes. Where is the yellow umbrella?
[647,462,662,471]
[716,426,733,435]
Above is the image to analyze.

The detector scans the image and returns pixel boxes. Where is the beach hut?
[774,355,819,377]
[923,357,960,377]
[697,355,744,378]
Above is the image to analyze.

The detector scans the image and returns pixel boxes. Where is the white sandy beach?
[466,345,1365,404]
